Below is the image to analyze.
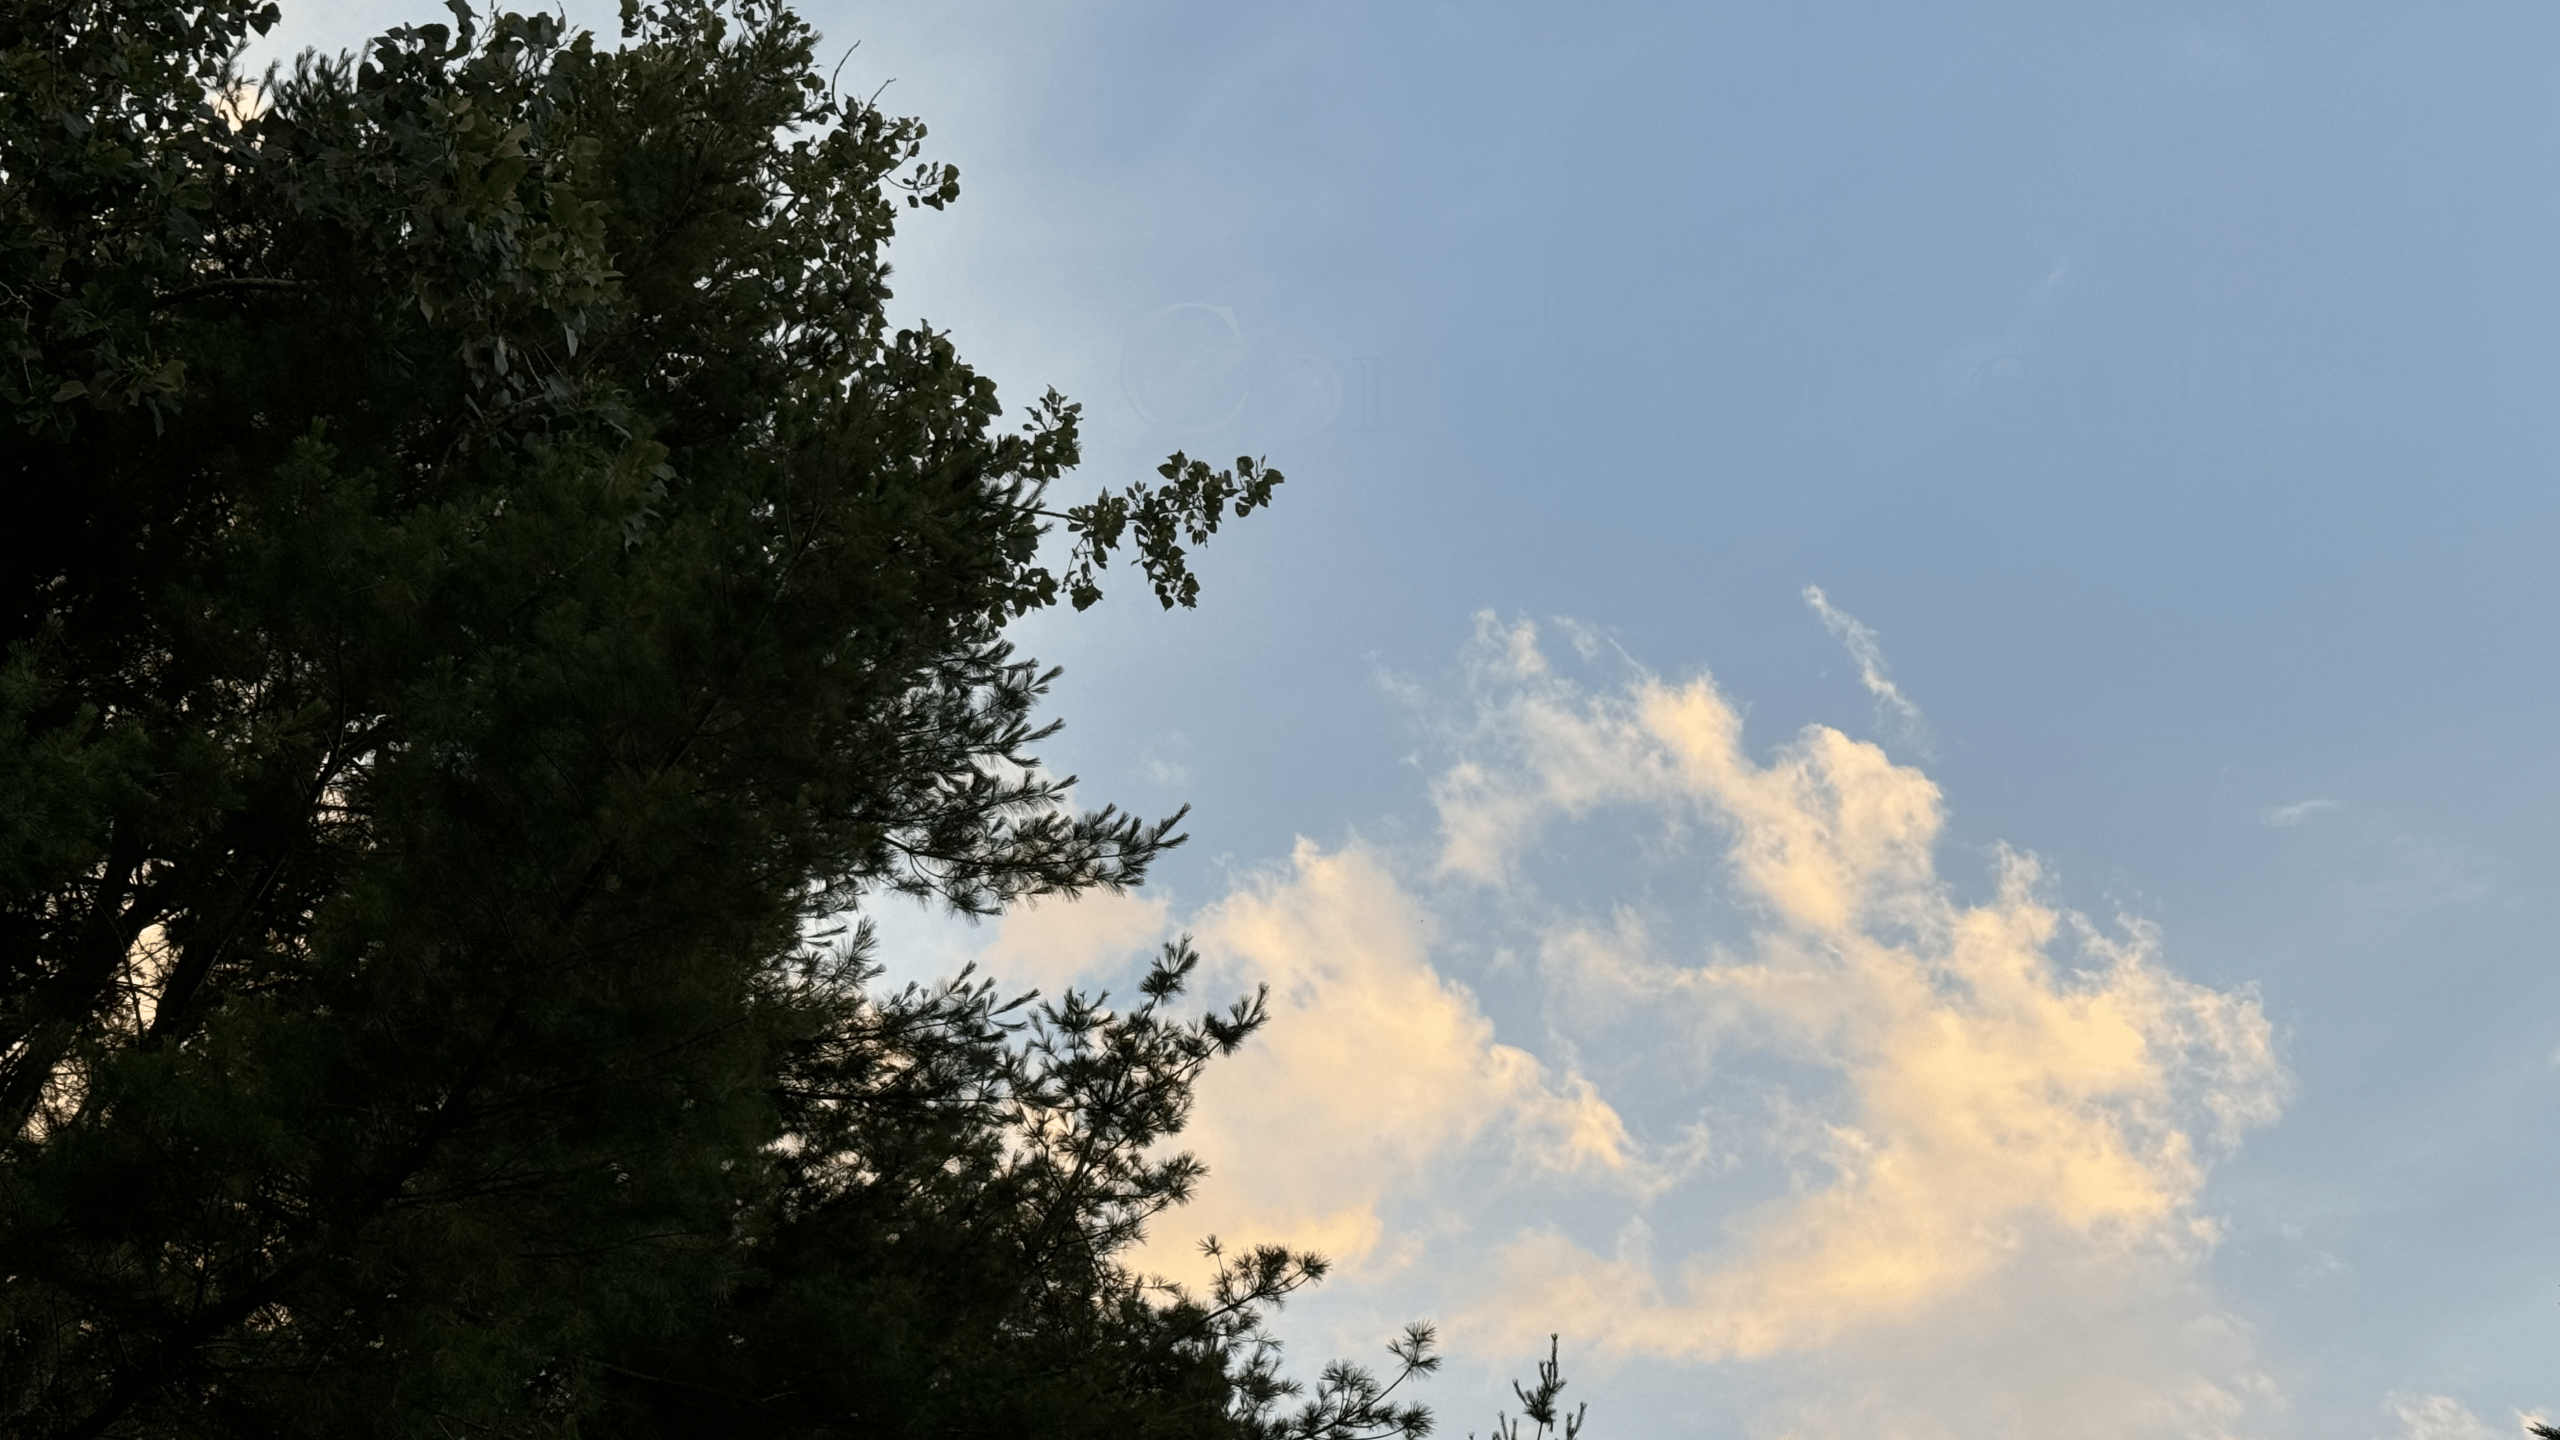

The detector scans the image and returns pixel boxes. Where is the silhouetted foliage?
[0,0,1359,1428]
[0,0,1600,1433]
[1474,1338,1585,1440]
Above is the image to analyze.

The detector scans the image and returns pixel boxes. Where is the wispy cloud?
[2261,798,2340,828]
[2384,1392,2526,1440]
[1804,584,1932,755]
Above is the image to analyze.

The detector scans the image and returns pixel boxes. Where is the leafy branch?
[1050,451,1285,611]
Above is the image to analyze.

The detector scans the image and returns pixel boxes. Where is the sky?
[257,4,2560,1437]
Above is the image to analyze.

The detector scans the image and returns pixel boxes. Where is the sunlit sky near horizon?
[260,4,2560,1436]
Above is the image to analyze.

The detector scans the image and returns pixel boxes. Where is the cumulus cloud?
[1422,616,2288,1433]
[921,614,2291,1439]
[1134,840,1643,1281]
[973,885,1171,996]
[1804,584,1932,754]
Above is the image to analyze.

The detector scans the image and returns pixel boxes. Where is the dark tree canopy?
[0,2,1493,1435]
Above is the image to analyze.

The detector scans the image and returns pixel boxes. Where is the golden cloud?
[1134,840,1644,1284]
[1430,617,2285,1362]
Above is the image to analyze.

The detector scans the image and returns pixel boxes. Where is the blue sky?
[261,5,2560,1436]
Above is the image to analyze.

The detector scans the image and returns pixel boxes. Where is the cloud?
[1135,841,1643,1282]
[2261,799,2340,828]
[915,615,2290,1439]
[1432,610,1950,931]
[973,886,1172,996]
[1419,616,2287,1433]
[2384,1392,2518,1440]
[1804,584,1932,754]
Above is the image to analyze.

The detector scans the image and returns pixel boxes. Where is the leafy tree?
[0,1,1459,1435]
